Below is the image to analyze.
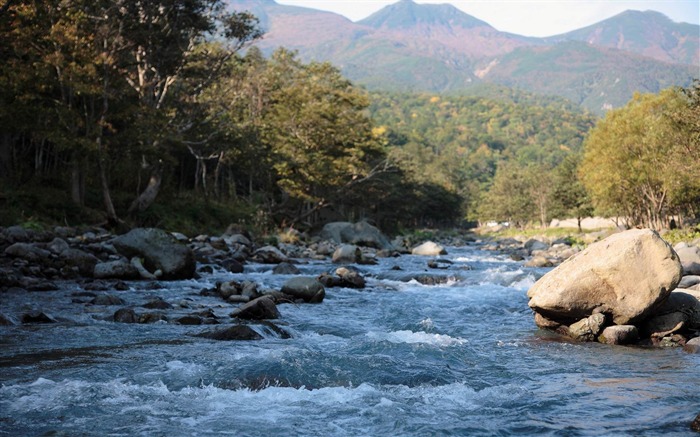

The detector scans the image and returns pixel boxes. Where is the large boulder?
[281,277,325,303]
[112,228,196,280]
[643,288,700,335]
[319,221,393,250]
[93,260,140,280]
[527,229,682,325]
[675,245,700,275]
[411,241,447,256]
[332,244,362,264]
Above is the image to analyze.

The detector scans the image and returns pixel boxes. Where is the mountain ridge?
[227,0,698,113]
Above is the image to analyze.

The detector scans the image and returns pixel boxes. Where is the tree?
[549,154,593,231]
[580,87,699,229]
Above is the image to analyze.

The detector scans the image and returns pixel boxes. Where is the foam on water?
[365,330,467,346]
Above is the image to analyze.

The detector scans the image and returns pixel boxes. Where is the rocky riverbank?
[3,222,700,350]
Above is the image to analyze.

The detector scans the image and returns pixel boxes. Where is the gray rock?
[114,308,138,323]
[598,325,639,345]
[4,243,51,262]
[678,275,700,289]
[230,296,280,320]
[281,277,325,303]
[525,239,549,254]
[252,246,289,264]
[60,248,100,276]
[47,238,70,255]
[335,267,366,289]
[676,245,700,275]
[94,260,140,280]
[91,295,125,306]
[273,262,300,275]
[528,229,682,325]
[568,313,607,341]
[319,221,393,250]
[4,225,29,243]
[683,337,700,354]
[112,228,196,280]
[525,256,553,268]
[196,324,263,341]
[332,245,362,264]
[411,241,447,256]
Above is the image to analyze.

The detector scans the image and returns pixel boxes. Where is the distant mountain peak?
[358,0,491,30]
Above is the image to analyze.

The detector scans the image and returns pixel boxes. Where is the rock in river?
[281,277,325,303]
[527,229,682,325]
[112,228,196,280]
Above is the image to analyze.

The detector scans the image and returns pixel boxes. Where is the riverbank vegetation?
[1,2,698,235]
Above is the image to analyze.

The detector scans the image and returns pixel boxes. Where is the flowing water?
[1,244,698,436]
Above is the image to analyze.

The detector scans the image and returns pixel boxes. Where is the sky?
[275,0,700,37]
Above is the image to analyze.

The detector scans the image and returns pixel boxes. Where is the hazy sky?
[275,0,700,37]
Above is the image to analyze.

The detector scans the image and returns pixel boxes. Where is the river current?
[1,243,698,436]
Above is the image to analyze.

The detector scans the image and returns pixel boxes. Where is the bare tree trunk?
[128,165,162,214]
[97,152,118,224]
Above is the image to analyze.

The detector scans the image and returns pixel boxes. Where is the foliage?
[580,86,700,229]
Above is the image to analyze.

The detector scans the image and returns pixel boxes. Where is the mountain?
[547,10,700,66]
[227,0,699,113]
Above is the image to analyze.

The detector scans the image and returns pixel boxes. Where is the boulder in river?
[252,245,289,264]
[281,277,325,303]
[112,228,196,280]
[319,221,393,250]
[411,241,447,256]
[568,313,607,342]
[675,245,700,275]
[196,324,263,341]
[230,296,280,320]
[94,260,140,280]
[598,325,639,345]
[332,244,362,264]
[527,229,682,326]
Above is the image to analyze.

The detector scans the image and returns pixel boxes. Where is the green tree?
[581,87,698,228]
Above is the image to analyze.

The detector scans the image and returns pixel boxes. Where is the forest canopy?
[1,1,698,234]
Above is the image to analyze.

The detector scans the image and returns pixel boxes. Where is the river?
[1,243,698,436]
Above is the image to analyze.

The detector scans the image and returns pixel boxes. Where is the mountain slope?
[226,0,698,113]
[547,10,700,65]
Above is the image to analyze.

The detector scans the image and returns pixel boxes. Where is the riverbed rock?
[333,267,366,289]
[91,295,125,306]
[3,225,29,243]
[4,243,51,261]
[196,324,263,341]
[113,308,138,323]
[112,228,196,280]
[598,325,639,345]
[643,288,700,336]
[281,277,325,303]
[332,244,362,264]
[683,337,700,354]
[272,262,300,275]
[676,245,700,275]
[93,260,140,280]
[679,275,700,289]
[411,241,447,256]
[60,248,100,276]
[525,239,549,254]
[319,221,393,250]
[568,313,607,342]
[252,246,289,264]
[21,311,57,324]
[524,256,553,268]
[230,296,280,320]
[527,229,682,325]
